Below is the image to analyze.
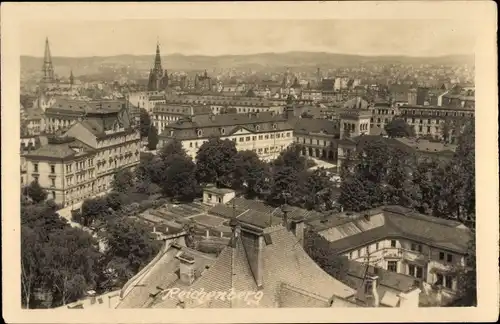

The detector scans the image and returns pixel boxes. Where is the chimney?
[281,204,293,230]
[290,216,306,247]
[178,253,196,285]
[365,274,380,307]
[86,290,97,305]
[239,223,265,288]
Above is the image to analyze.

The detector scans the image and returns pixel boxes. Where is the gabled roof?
[151,226,356,308]
[308,205,472,254]
[23,138,94,160]
[293,118,339,136]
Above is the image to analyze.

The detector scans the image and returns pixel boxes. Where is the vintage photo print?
[1,1,498,323]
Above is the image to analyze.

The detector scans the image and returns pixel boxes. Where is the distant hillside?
[20,51,474,74]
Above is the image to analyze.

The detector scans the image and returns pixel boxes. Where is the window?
[265,135,269,140]
[365,247,369,255]
[445,275,453,289]
[51,178,55,187]
[258,135,263,140]
[33,163,39,173]
[447,254,453,263]
[189,142,193,148]
[252,136,256,141]
[391,240,396,248]
[375,242,379,250]
[387,261,397,272]
[349,252,353,259]
[246,137,250,142]
[409,265,423,279]
[439,252,445,260]
[435,273,444,286]
[239,137,244,142]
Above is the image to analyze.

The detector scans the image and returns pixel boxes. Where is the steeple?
[41,37,55,83]
[154,38,163,73]
[69,70,74,86]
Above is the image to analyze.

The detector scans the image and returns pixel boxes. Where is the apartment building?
[158,111,294,162]
[369,100,399,130]
[24,112,141,207]
[307,205,472,304]
[43,98,133,134]
[164,94,272,115]
[151,103,212,135]
[398,104,474,141]
[292,118,339,161]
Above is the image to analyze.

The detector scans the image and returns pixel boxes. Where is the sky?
[20,19,478,58]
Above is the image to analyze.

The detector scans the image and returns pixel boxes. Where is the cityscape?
[19,19,476,310]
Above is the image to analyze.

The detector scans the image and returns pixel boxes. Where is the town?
[20,36,476,310]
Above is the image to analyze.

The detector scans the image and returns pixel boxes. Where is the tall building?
[147,41,169,92]
[23,110,141,207]
[41,37,55,85]
[158,111,294,162]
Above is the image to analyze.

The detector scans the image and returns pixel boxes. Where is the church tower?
[147,40,168,92]
[41,37,55,84]
[69,70,74,86]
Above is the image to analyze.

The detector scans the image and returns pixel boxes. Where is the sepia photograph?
[1,1,498,323]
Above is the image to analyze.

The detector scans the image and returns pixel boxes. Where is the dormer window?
[255,124,260,131]
[220,128,225,135]
[197,129,203,137]
[272,123,277,130]
[169,130,174,137]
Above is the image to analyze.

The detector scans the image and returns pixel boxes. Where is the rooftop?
[308,205,471,254]
[23,138,94,160]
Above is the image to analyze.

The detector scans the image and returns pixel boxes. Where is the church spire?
[154,38,163,72]
[69,70,74,86]
[41,37,55,83]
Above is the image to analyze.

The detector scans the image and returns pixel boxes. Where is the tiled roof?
[309,206,472,254]
[395,138,457,154]
[152,104,212,116]
[46,98,125,115]
[293,118,339,136]
[23,138,94,159]
[151,225,357,308]
[159,112,293,140]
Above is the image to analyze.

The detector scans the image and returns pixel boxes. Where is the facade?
[158,111,294,162]
[398,104,474,141]
[127,91,165,112]
[339,109,371,139]
[151,103,212,135]
[307,205,472,304]
[369,100,399,130]
[24,112,141,207]
[163,94,272,115]
[292,118,339,161]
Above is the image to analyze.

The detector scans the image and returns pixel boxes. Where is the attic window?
[197,129,203,136]
[220,128,225,135]
[255,125,260,131]
[272,123,277,130]
[169,130,174,137]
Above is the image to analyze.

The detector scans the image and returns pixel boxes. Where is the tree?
[147,125,159,150]
[267,166,301,206]
[26,180,47,203]
[384,118,416,138]
[233,150,271,198]
[159,139,188,161]
[111,168,134,193]
[139,108,151,138]
[272,144,307,173]
[21,225,41,308]
[43,227,101,306]
[195,138,238,187]
[21,202,67,237]
[162,154,200,202]
[104,218,162,277]
[300,168,337,211]
[304,228,350,282]
[80,197,111,227]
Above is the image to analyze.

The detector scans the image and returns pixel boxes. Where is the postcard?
[1,1,498,323]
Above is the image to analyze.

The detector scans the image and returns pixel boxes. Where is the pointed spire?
[153,38,163,72]
[41,37,55,83]
[69,70,74,85]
